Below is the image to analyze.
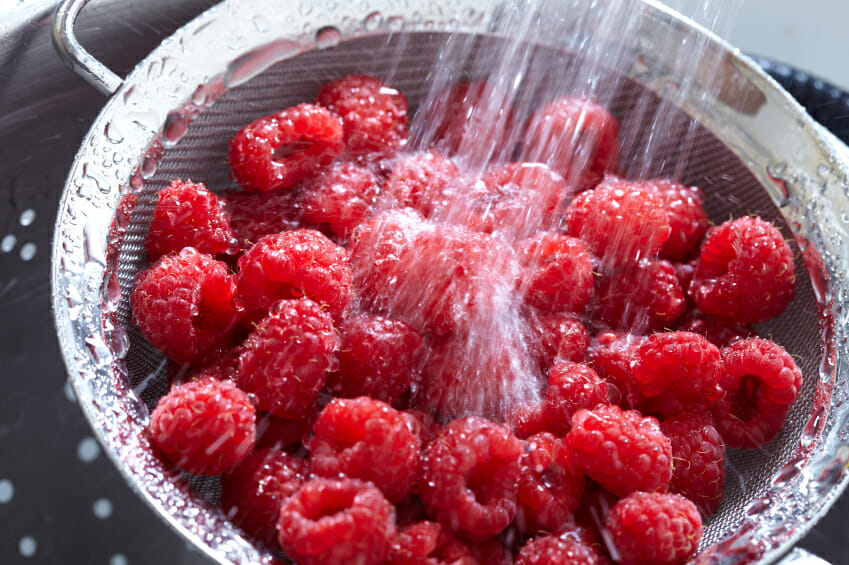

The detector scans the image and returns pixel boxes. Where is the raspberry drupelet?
[307,397,421,503]
[605,491,702,565]
[689,216,796,324]
[387,521,478,565]
[519,232,595,316]
[299,160,381,240]
[149,376,255,476]
[146,179,235,260]
[237,298,339,419]
[515,524,610,565]
[418,417,523,541]
[229,103,344,192]
[277,478,397,565]
[132,247,239,365]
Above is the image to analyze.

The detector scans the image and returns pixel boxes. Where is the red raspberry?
[527,312,590,372]
[543,361,611,436]
[149,376,255,475]
[521,97,620,191]
[606,492,702,565]
[238,298,339,418]
[640,179,709,262]
[229,103,344,192]
[382,151,462,218]
[509,401,548,439]
[308,397,421,502]
[681,311,756,348]
[255,411,318,452]
[515,524,609,565]
[419,417,523,541]
[221,189,303,249]
[660,411,726,517]
[712,337,802,449]
[566,405,672,497]
[315,74,409,159]
[469,538,513,565]
[277,478,397,565]
[182,344,244,384]
[689,216,796,323]
[594,260,686,333]
[235,229,352,324]
[672,259,697,296]
[404,409,444,448]
[519,232,595,315]
[631,331,724,417]
[588,332,648,411]
[516,432,585,534]
[327,314,424,405]
[220,448,308,547]
[132,247,239,364]
[299,160,380,240]
[565,178,671,266]
[388,521,477,565]
[146,179,235,260]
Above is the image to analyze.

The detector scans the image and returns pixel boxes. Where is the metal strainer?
[50,0,849,563]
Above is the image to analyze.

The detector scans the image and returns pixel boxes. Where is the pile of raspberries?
[128,74,802,564]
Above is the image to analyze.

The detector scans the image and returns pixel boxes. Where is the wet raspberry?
[221,189,304,250]
[516,432,585,534]
[681,311,756,348]
[566,404,672,497]
[594,260,686,333]
[382,151,462,218]
[660,411,726,517]
[299,161,380,240]
[255,409,320,452]
[516,525,609,565]
[327,314,424,405]
[149,376,255,475]
[388,521,477,565]
[419,417,523,541]
[146,179,235,260]
[519,232,595,315]
[543,361,611,437]
[277,478,397,565]
[220,449,308,547]
[565,178,671,266]
[404,409,444,449]
[641,179,709,262]
[689,216,796,323]
[238,298,338,419]
[712,337,802,448]
[631,331,724,417]
[606,492,702,565]
[235,229,352,324]
[315,74,409,159]
[588,332,647,411]
[521,96,620,191]
[182,344,244,384]
[308,397,421,502]
[132,247,239,364]
[527,312,590,372]
[229,103,344,192]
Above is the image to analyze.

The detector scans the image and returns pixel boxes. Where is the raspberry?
[509,401,548,439]
[594,260,686,333]
[712,337,802,449]
[588,332,647,411]
[606,492,702,565]
[308,397,421,503]
[521,96,620,191]
[388,521,477,565]
[255,411,318,452]
[277,478,397,565]
[146,179,235,260]
[381,151,462,218]
[526,312,590,372]
[419,417,523,541]
[238,298,339,418]
[404,409,443,448]
[689,216,796,323]
[182,344,244,384]
[660,411,726,516]
[220,448,308,547]
[681,311,756,348]
[516,432,585,534]
[566,404,672,497]
[641,179,709,262]
[229,103,344,192]
[315,74,409,159]
[327,314,424,405]
[132,247,239,364]
[221,189,304,250]
[631,331,724,417]
[519,232,595,315]
[515,525,609,565]
[543,361,611,437]
[235,229,352,324]
[299,161,380,240]
[149,376,255,475]
[565,178,671,266]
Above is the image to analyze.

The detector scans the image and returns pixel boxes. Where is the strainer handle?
[51,0,124,96]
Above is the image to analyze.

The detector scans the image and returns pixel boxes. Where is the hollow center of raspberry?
[273,139,315,161]
[730,374,760,422]
[303,490,357,521]
[467,461,501,504]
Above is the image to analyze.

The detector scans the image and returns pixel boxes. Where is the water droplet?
[19,242,36,261]
[77,437,100,463]
[110,554,128,565]
[252,14,271,33]
[93,497,114,519]
[1,234,16,253]
[141,155,158,179]
[163,113,190,149]
[64,380,77,403]
[18,536,36,558]
[19,209,35,227]
[315,26,341,49]
[104,122,125,144]
[299,1,313,16]
[0,479,14,503]
[364,11,383,31]
[386,16,405,31]
[224,40,303,89]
